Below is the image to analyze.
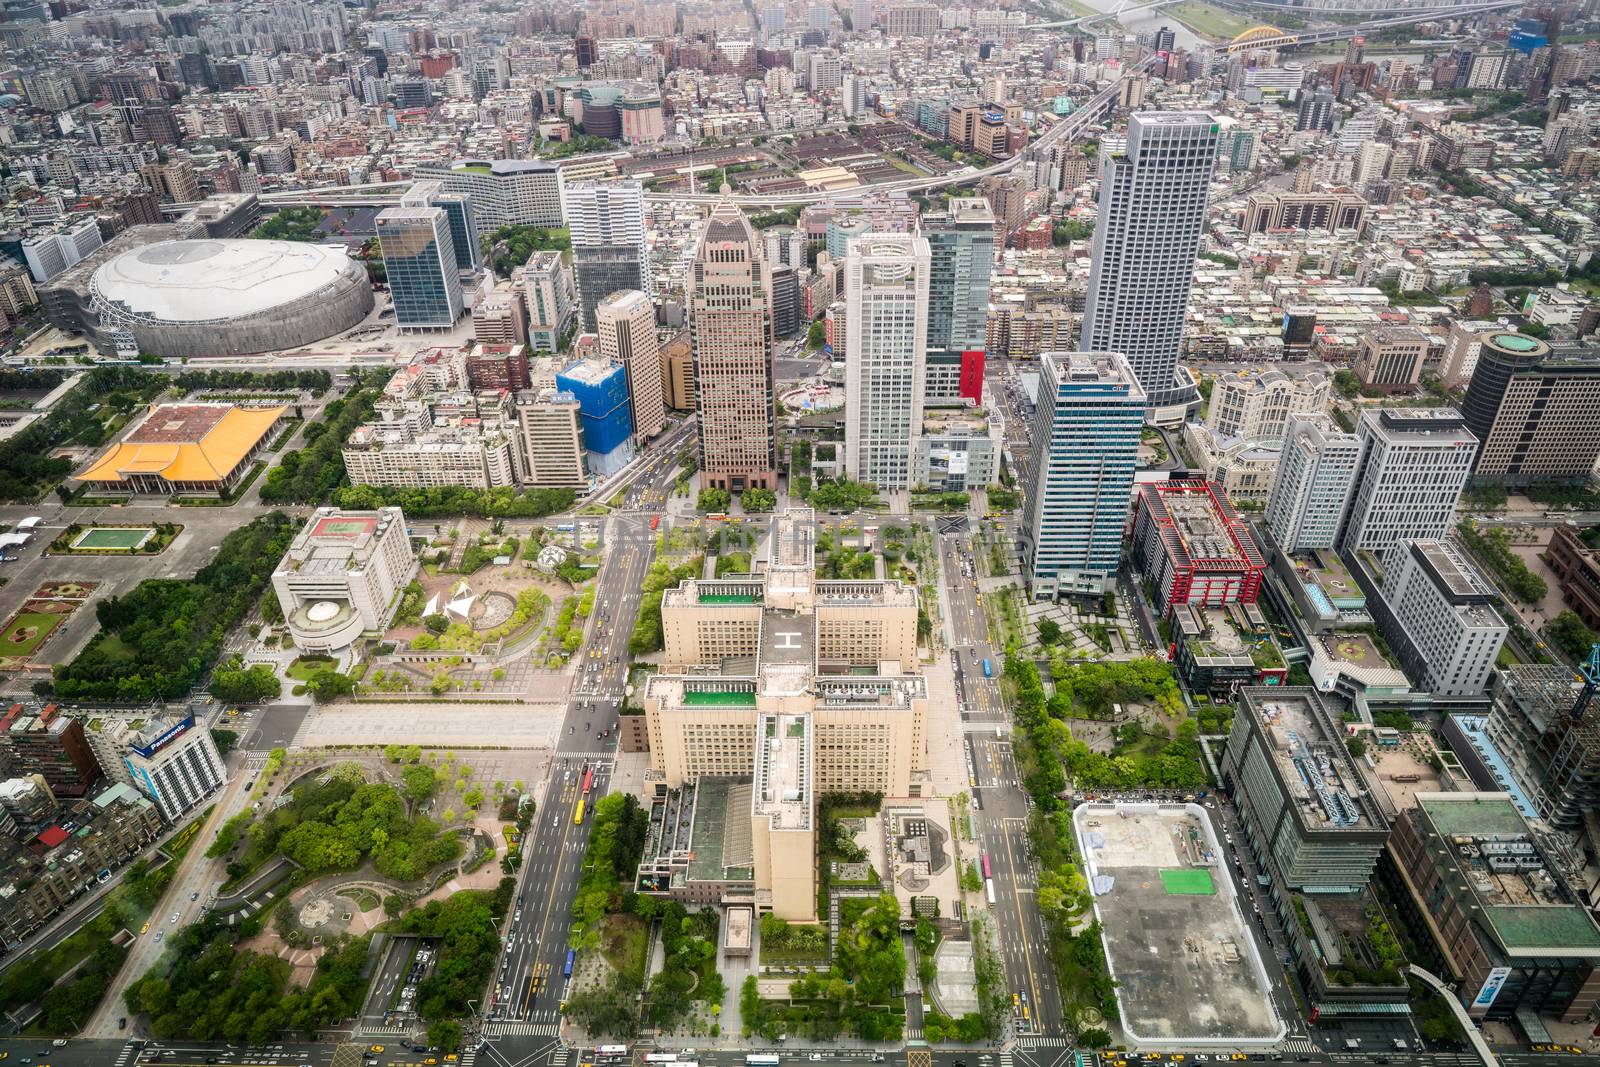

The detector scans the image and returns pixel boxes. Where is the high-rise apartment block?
[596,289,666,443]
[1080,112,1217,421]
[636,508,927,920]
[843,233,929,489]
[566,180,649,332]
[1380,539,1506,697]
[922,197,995,404]
[0,704,100,798]
[1338,408,1477,556]
[514,387,587,488]
[377,206,464,329]
[1460,332,1600,487]
[690,203,777,492]
[516,251,577,352]
[1021,352,1145,599]
[1264,414,1361,554]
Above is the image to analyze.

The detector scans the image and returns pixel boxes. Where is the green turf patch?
[0,611,63,657]
[72,526,154,550]
[1160,868,1216,895]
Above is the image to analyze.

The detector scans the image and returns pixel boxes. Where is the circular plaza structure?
[89,238,374,358]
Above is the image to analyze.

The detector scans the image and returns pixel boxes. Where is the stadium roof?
[90,239,359,324]
[79,403,285,485]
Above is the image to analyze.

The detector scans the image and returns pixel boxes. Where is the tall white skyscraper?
[1338,408,1479,556]
[564,179,649,332]
[844,233,930,490]
[1080,112,1218,422]
[1264,413,1362,554]
[1021,352,1145,599]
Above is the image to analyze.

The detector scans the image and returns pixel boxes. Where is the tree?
[309,669,356,701]
[403,766,437,804]
[1346,736,1368,758]
[423,613,450,634]
[741,487,777,512]
[697,487,732,513]
[1546,611,1599,663]
[1037,619,1063,646]
[807,320,827,350]
[427,1020,462,1050]
[213,729,239,757]
[209,663,282,704]
[1333,369,1361,398]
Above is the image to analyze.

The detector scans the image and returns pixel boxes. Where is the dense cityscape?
[0,1,1595,1067]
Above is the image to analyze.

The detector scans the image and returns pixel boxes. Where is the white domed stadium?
[89,238,374,358]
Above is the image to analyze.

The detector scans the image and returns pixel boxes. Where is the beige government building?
[634,508,927,920]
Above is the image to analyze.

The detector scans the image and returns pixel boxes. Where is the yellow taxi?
[445,1057,458,1063]
[1231,1056,1248,1062]
[370,1047,384,1055]
[2,1051,10,1060]
[423,1059,438,1065]
[1171,1057,1185,1063]
[1566,1048,1584,1055]
[140,922,150,934]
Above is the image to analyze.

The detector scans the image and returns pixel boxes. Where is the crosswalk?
[1017,1036,1072,1048]
[489,1021,560,1036]
[1278,1037,1317,1054]
[114,1043,140,1067]
[999,1051,1014,1067]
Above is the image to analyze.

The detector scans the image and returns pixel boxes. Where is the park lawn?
[1167,0,1253,40]
[0,612,64,658]
[286,655,335,681]
[599,913,648,982]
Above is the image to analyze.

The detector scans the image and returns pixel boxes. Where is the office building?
[596,289,666,443]
[1484,662,1599,832]
[517,251,577,352]
[1205,369,1330,441]
[637,508,927,920]
[922,198,995,404]
[1338,408,1477,556]
[1296,90,1336,133]
[0,705,100,798]
[1021,352,1145,599]
[21,218,104,284]
[1387,793,1600,1022]
[1264,414,1361,554]
[343,420,516,490]
[414,159,564,237]
[771,267,801,339]
[557,357,635,477]
[122,716,226,821]
[912,403,1002,492]
[272,507,419,653]
[1221,687,1390,892]
[513,387,587,488]
[843,233,930,489]
[377,206,464,330]
[1133,480,1267,614]
[401,180,481,272]
[1439,319,1501,389]
[1381,540,1506,697]
[566,180,649,332]
[1545,524,1600,631]
[689,202,777,492]
[1460,333,1600,487]
[1354,325,1428,393]
[1080,113,1217,421]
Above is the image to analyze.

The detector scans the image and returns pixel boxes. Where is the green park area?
[0,609,65,660]
[1166,0,1254,40]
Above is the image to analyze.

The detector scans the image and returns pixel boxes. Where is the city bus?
[746,1057,780,1066]
[597,1047,629,1060]
[650,514,660,530]
[985,879,996,905]
[644,1056,678,1063]
[982,658,992,678]
[582,765,594,794]
[563,949,575,979]
[981,853,992,881]
[574,797,586,825]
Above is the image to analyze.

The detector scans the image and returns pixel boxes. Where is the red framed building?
[1133,480,1266,614]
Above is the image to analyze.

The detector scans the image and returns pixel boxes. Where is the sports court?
[1074,803,1284,1047]
[311,514,378,538]
[71,526,155,550]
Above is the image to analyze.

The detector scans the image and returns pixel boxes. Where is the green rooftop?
[699,593,759,604]
[1420,793,1528,837]
[1486,905,1600,952]
[682,690,757,707]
